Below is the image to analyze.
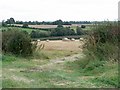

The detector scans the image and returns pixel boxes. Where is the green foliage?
[86,21,119,61]
[30,25,76,38]
[6,17,15,24]
[51,26,76,36]
[2,54,17,62]
[65,27,76,35]
[2,20,7,27]
[76,26,84,35]
[67,21,119,87]
[2,28,33,56]
[53,19,63,25]
[52,25,65,36]
[30,30,51,38]
[92,75,118,87]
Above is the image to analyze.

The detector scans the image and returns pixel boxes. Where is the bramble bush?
[2,28,33,56]
[85,21,119,62]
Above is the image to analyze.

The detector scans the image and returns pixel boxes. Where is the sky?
[0,0,119,21]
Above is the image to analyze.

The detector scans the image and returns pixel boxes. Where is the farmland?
[2,40,83,88]
[12,24,92,30]
[2,39,118,88]
[39,40,82,51]
[1,21,119,88]
[12,24,80,29]
[1,24,93,34]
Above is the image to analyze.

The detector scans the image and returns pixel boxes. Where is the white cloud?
[0,0,119,21]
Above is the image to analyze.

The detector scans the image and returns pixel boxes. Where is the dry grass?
[13,24,82,29]
[29,25,57,29]
[38,40,83,51]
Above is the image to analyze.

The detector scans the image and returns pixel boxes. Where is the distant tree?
[51,24,64,36]
[10,18,15,24]
[6,18,15,24]
[63,21,71,25]
[16,21,23,24]
[51,25,76,36]
[2,20,7,27]
[53,19,63,25]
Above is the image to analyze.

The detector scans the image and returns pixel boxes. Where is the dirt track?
[22,40,85,72]
[22,52,85,72]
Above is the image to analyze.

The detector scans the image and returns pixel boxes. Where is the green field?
[20,28,36,33]
[2,50,118,88]
[0,27,48,34]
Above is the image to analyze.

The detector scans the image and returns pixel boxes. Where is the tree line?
[2,18,85,38]
[2,18,91,25]
[30,25,84,38]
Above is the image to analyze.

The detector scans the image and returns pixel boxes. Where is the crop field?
[13,24,71,29]
[13,24,92,30]
[29,25,57,29]
[39,40,83,51]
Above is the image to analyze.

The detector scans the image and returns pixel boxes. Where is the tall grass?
[80,21,119,87]
[85,21,119,62]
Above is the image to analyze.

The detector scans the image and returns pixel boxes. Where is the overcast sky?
[0,0,119,21]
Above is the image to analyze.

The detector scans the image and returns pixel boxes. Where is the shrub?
[86,21,119,61]
[2,28,33,56]
[81,25,86,28]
